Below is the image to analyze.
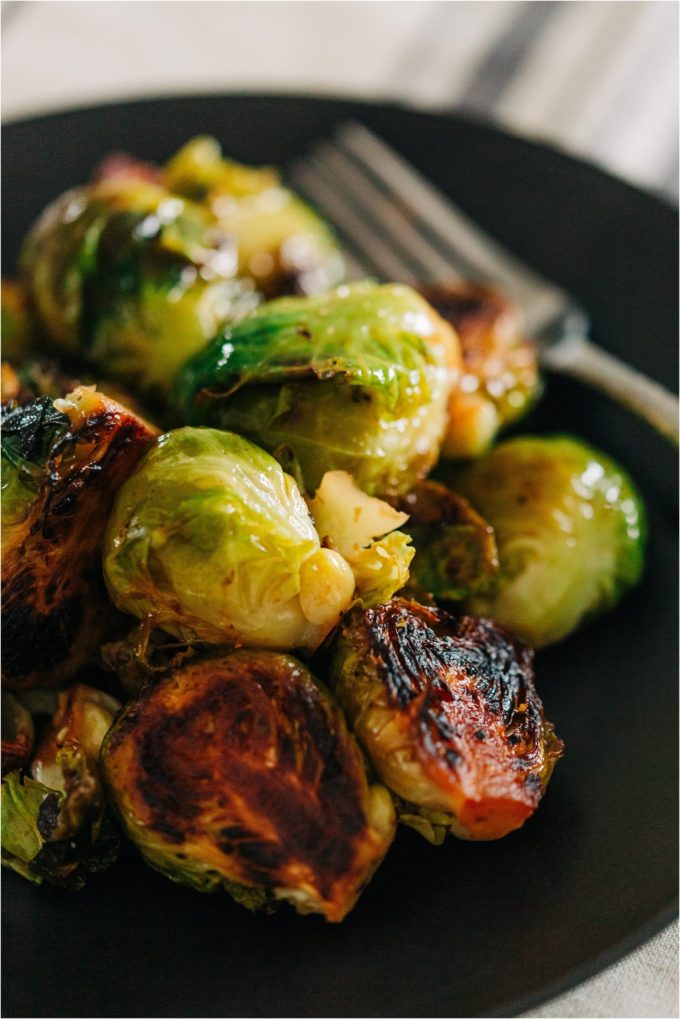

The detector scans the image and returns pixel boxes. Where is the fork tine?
[290,160,418,283]
[335,122,569,333]
[310,141,465,283]
[287,164,372,282]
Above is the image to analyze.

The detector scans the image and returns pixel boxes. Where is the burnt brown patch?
[417,282,518,359]
[2,388,158,689]
[417,281,540,429]
[337,598,563,839]
[102,650,393,921]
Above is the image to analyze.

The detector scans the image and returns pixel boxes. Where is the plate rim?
[2,88,677,219]
[2,90,677,1019]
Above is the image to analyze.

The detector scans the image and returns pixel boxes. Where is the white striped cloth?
[1,1,678,198]
[1,3,678,1017]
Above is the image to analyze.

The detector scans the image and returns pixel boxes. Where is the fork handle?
[541,335,678,444]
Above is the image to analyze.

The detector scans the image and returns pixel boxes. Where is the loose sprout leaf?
[1,397,70,467]
[1,773,50,878]
[307,471,414,607]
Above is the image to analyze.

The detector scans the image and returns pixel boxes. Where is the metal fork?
[289,122,678,443]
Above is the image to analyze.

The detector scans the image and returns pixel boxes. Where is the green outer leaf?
[176,283,454,496]
[103,427,323,648]
[20,180,257,400]
[122,835,271,911]
[1,397,71,528]
[178,282,445,417]
[1,772,53,873]
[449,434,647,647]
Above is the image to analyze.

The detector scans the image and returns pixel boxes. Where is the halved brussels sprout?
[20,178,259,402]
[177,282,459,497]
[102,650,395,921]
[331,598,562,843]
[165,136,345,298]
[103,427,358,652]
[395,480,499,602]
[1,684,121,888]
[2,386,158,688]
[449,435,647,647]
[418,282,541,458]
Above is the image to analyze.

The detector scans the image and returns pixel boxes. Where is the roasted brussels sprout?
[101,622,204,700]
[2,693,35,774]
[418,282,540,458]
[331,598,562,843]
[2,386,158,688]
[1,684,121,887]
[165,136,345,298]
[104,428,359,652]
[449,435,647,647]
[1,280,38,363]
[20,178,259,402]
[395,480,498,602]
[102,650,395,921]
[178,282,459,496]
[1,357,80,406]
[1,361,23,405]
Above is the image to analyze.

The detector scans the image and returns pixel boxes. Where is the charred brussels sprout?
[1,684,121,888]
[396,480,499,602]
[165,136,345,297]
[102,650,395,921]
[20,179,258,402]
[1,386,158,688]
[177,282,459,496]
[331,598,562,843]
[450,435,647,647]
[419,282,540,458]
[103,428,359,652]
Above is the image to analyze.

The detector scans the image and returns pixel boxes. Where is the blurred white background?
[1,0,678,199]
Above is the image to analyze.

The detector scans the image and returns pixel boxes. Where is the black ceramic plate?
[2,95,678,1019]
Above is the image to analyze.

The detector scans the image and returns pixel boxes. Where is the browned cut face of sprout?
[331,598,563,844]
[101,649,396,921]
[1,386,159,689]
